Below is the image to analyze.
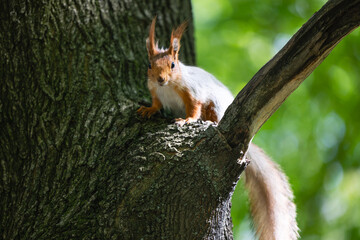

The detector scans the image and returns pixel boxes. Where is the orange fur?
[169,21,188,58]
[201,101,219,122]
[137,88,162,118]
[147,17,158,57]
[174,86,202,124]
[147,55,179,86]
[139,18,187,120]
[140,18,219,125]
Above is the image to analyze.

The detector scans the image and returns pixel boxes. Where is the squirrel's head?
[146,17,187,86]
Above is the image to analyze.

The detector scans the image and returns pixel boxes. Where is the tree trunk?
[1,1,224,239]
[1,0,359,240]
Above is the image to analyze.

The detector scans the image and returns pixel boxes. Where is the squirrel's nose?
[158,77,165,84]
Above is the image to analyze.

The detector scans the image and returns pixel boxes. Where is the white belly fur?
[156,85,186,117]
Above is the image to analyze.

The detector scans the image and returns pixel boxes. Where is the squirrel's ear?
[169,37,180,58]
[168,20,188,59]
[147,17,157,57]
[172,38,180,52]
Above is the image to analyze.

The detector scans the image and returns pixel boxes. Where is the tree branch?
[218,0,360,153]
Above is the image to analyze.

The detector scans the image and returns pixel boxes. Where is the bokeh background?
[191,0,360,239]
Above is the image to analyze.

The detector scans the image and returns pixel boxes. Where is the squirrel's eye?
[148,64,151,69]
[171,62,175,69]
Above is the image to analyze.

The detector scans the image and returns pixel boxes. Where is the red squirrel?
[138,17,299,240]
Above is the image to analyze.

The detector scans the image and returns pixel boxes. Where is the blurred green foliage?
[192,0,360,239]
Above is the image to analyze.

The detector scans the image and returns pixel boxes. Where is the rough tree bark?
[1,1,359,240]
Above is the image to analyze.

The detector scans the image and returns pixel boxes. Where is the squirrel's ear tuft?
[169,20,187,58]
[147,17,157,57]
[173,20,188,40]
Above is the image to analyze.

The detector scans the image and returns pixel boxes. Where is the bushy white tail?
[245,144,299,240]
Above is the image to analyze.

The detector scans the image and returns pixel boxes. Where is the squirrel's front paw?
[175,117,197,126]
[137,106,158,118]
